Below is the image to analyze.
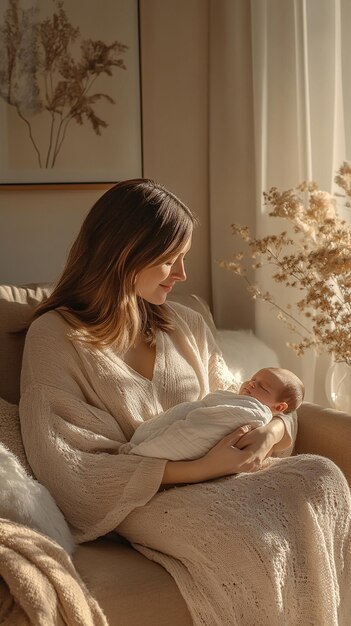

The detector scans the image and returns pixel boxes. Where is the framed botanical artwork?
[0,0,142,188]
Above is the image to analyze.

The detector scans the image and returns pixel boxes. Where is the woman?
[19,179,351,625]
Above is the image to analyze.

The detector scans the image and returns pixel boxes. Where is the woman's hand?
[234,417,287,468]
[161,423,261,485]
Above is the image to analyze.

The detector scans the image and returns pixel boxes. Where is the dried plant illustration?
[0,0,128,167]
[221,162,351,365]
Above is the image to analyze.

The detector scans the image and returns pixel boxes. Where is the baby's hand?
[234,424,277,468]
[197,422,264,478]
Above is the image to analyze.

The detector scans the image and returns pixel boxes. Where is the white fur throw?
[0,442,74,555]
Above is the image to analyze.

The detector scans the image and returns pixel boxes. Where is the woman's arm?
[234,416,291,464]
[161,424,261,485]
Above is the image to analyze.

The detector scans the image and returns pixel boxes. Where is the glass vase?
[325,361,351,412]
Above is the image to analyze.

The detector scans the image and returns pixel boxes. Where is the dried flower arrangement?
[221,162,351,365]
[0,0,128,168]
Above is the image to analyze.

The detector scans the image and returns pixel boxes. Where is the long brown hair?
[34,179,195,351]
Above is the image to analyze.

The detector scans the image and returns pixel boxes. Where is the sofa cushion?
[0,284,52,403]
[216,329,280,380]
[74,538,192,626]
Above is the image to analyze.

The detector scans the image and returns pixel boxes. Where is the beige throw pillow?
[0,284,52,403]
[0,396,32,476]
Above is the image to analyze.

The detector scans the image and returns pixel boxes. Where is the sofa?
[1,283,351,626]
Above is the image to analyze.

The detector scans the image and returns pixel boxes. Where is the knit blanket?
[0,519,107,626]
[127,391,272,460]
[119,454,351,626]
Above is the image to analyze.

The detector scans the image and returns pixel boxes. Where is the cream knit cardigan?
[19,303,351,625]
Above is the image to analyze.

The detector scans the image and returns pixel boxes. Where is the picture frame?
[0,0,142,189]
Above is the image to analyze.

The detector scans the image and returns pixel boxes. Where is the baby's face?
[239,369,285,413]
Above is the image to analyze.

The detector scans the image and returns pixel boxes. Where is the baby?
[127,367,304,461]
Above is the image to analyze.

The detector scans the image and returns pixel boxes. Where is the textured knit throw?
[119,454,351,625]
[0,519,108,626]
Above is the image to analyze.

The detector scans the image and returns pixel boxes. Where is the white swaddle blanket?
[128,391,272,461]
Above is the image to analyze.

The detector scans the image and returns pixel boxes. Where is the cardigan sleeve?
[19,313,167,543]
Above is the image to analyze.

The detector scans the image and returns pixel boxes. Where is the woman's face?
[135,236,192,305]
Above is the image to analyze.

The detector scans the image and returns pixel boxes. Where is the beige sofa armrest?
[295,402,351,485]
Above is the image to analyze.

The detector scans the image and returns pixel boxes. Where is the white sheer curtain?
[209,0,351,402]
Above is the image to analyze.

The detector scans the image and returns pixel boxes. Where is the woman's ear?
[274,401,288,414]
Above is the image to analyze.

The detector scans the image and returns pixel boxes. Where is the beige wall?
[0,0,210,298]
[140,0,210,301]
[0,190,95,285]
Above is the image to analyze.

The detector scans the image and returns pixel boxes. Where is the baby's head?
[239,367,305,414]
